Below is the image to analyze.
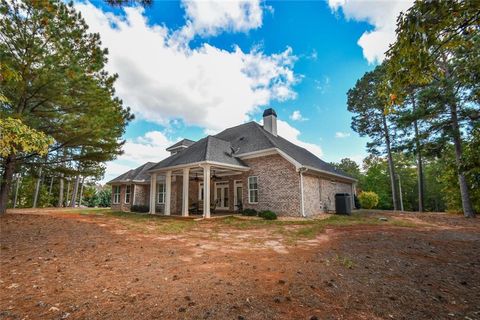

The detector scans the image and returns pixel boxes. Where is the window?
[157,182,166,204]
[113,185,120,204]
[198,182,204,201]
[248,176,258,204]
[125,185,131,204]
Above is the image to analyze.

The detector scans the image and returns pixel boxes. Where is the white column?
[182,168,189,216]
[149,174,156,214]
[165,170,172,216]
[203,165,211,218]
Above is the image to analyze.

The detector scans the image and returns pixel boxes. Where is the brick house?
[108,109,356,217]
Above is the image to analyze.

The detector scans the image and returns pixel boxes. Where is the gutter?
[302,165,357,183]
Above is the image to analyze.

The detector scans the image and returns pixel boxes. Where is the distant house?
[108,108,356,217]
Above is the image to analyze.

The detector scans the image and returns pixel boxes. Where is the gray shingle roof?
[147,121,353,180]
[214,122,354,180]
[149,136,247,171]
[166,138,196,151]
[107,162,157,184]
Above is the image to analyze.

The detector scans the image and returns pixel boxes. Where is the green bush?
[259,210,277,220]
[131,205,150,213]
[358,191,379,209]
[97,189,111,207]
[241,208,257,216]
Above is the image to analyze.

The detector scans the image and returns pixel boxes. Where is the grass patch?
[67,209,419,239]
[156,220,196,234]
[326,254,355,269]
[389,219,420,228]
[288,214,382,240]
[72,209,197,234]
[67,208,110,216]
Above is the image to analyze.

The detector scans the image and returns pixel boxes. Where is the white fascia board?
[148,161,249,173]
[107,180,131,185]
[237,148,302,170]
[302,165,357,183]
[235,148,277,159]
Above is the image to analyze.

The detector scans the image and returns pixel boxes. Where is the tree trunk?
[382,113,400,210]
[33,166,43,208]
[412,96,425,212]
[58,174,64,207]
[13,174,21,209]
[450,101,475,217]
[48,176,54,194]
[0,155,15,214]
[66,179,71,207]
[442,61,475,217]
[70,175,80,207]
[79,176,85,207]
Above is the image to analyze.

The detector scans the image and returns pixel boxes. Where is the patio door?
[214,182,229,210]
[234,180,243,211]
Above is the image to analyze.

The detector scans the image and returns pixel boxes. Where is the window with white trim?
[248,176,258,204]
[113,185,120,204]
[157,182,166,204]
[125,185,131,204]
[198,182,204,201]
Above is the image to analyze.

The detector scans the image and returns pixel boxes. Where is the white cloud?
[314,76,330,94]
[289,110,308,121]
[335,131,351,138]
[103,162,134,184]
[258,119,322,158]
[122,131,175,163]
[180,0,265,38]
[308,49,318,61]
[328,0,414,63]
[75,2,298,133]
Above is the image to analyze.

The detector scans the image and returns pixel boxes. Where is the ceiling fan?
[211,170,220,181]
[190,173,201,182]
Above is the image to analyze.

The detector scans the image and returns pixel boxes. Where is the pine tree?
[0,0,133,214]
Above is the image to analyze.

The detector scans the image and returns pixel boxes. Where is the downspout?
[299,167,308,217]
[132,184,136,206]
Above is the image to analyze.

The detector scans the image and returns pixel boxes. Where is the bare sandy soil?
[1,208,479,320]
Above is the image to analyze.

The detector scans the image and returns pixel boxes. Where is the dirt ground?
[1,209,479,320]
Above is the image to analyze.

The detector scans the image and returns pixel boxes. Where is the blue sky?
[76,0,413,183]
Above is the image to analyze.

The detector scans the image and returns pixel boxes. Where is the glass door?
[215,182,229,210]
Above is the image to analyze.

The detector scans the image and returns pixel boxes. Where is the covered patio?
[148,162,249,218]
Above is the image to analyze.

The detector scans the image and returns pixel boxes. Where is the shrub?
[97,189,111,207]
[241,208,257,216]
[358,191,379,209]
[259,210,277,220]
[131,205,150,213]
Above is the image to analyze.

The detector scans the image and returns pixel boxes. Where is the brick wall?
[238,154,302,216]
[303,174,321,216]
[319,178,353,213]
[302,174,355,215]
[133,184,149,206]
[110,184,132,211]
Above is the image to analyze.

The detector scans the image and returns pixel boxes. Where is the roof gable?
[165,138,195,151]
[107,162,156,184]
[149,136,246,171]
[215,122,354,180]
